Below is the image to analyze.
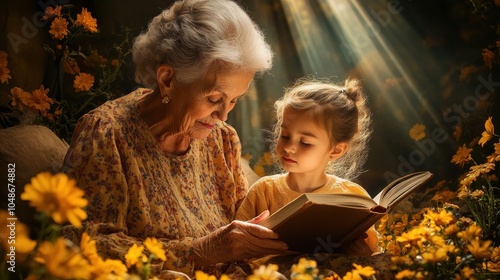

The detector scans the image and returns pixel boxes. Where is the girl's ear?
[157,64,175,99]
[329,142,348,161]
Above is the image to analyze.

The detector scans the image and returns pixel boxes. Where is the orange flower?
[0,65,11,84]
[41,5,62,21]
[0,50,8,68]
[409,123,426,141]
[74,73,95,92]
[75,8,98,33]
[478,117,494,147]
[486,142,500,163]
[27,85,54,115]
[49,17,69,40]
[10,87,31,110]
[87,50,108,66]
[451,144,473,167]
[482,48,495,69]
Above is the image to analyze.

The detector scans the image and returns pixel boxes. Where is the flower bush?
[0,171,377,280]
[377,116,500,279]
[0,4,131,142]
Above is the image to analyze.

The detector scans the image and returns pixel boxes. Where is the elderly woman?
[61,0,288,277]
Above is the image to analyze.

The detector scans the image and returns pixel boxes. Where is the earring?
[161,95,170,104]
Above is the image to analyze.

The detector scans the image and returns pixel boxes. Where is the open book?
[257,171,433,253]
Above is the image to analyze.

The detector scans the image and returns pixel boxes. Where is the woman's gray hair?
[132,0,273,88]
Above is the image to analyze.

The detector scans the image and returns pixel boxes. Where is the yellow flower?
[20,172,88,227]
[247,264,280,280]
[195,271,218,280]
[457,224,482,242]
[75,8,98,33]
[80,232,100,263]
[351,264,375,277]
[424,209,456,229]
[395,269,415,279]
[9,87,31,110]
[290,258,318,275]
[409,124,426,141]
[42,5,62,21]
[467,239,493,259]
[421,247,450,263]
[444,224,460,236]
[451,144,473,167]
[342,270,361,280]
[49,16,69,40]
[144,237,167,261]
[125,243,146,268]
[486,142,500,162]
[468,162,495,180]
[34,237,92,279]
[91,258,128,280]
[457,267,475,279]
[88,49,108,66]
[74,72,95,92]
[27,85,54,115]
[478,117,494,146]
[0,65,11,84]
[0,211,36,261]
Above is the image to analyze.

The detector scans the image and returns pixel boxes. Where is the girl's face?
[276,108,338,174]
[173,70,254,139]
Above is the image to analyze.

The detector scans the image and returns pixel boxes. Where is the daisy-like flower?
[395,269,416,279]
[457,224,482,242]
[451,144,473,167]
[0,65,11,84]
[467,239,493,259]
[478,117,494,147]
[49,17,69,40]
[0,211,36,261]
[352,263,375,278]
[41,5,62,21]
[91,258,128,279]
[80,232,100,263]
[487,142,500,163]
[468,162,495,180]
[247,264,280,280]
[20,172,88,228]
[74,72,95,92]
[75,8,98,33]
[34,237,92,279]
[87,49,108,66]
[144,237,167,261]
[9,87,31,110]
[26,85,54,115]
[125,243,146,268]
[409,123,426,141]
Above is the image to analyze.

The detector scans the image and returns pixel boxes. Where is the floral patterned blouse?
[61,88,248,276]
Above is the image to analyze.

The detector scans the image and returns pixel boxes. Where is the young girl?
[236,77,379,256]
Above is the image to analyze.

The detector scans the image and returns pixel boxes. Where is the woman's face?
[174,70,254,139]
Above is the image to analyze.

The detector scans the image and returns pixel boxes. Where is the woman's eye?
[230,98,238,104]
[300,142,311,147]
[280,135,290,140]
[209,98,222,104]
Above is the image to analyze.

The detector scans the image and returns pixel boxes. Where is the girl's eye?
[300,141,311,147]
[280,135,290,140]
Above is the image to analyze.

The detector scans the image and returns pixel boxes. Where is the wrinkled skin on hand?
[193,211,289,266]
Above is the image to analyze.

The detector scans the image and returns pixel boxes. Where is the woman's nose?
[212,103,229,122]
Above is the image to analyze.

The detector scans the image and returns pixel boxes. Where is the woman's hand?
[340,233,374,256]
[193,211,289,266]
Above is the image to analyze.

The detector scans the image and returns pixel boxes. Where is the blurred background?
[1,0,499,196]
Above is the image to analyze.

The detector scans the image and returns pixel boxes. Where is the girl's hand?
[193,211,289,266]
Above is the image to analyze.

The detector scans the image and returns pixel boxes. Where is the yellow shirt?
[61,89,248,276]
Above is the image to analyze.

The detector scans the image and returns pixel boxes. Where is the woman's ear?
[157,65,175,99]
[329,142,348,161]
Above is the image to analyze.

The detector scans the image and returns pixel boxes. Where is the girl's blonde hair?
[272,77,372,180]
